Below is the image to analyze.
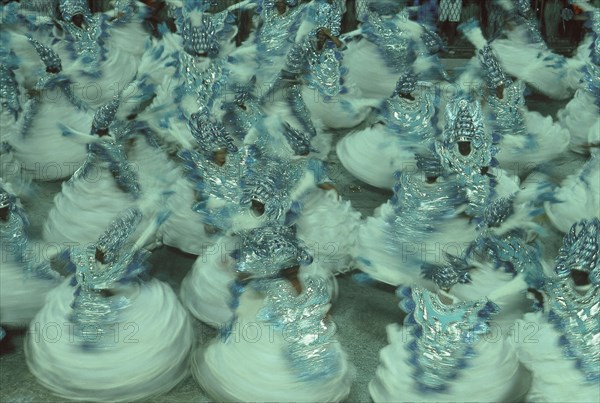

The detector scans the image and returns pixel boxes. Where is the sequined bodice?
[398,286,499,393]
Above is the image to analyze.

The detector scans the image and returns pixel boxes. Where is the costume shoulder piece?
[397,286,499,393]
[545,219,600,383]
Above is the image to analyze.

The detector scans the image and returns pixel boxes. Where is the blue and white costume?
[192,224,353,402]
[0,184,60,332]
[6,39,93,181]
[510,219,600,402]
[370,286,530,402]
[43,97,161,249]
[26,208,194,401]
[354,96,520,287]
[544,151,600,233]
[336,71,439,188]
[459,21,571,175]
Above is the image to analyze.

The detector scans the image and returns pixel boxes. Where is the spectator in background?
[481,0,506,39]
[438,0,462,52]
[544,0,562,41]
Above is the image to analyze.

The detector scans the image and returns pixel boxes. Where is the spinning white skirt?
[192,288,353,402]
[369,321,530,402]
[42,163,146,249]
[180,243,236,328]
[336,124,421,189]
[342,38,401,100]
[25,278,194,402]
[510,312,600,403]
[449,268,532,333]
[0,259,58,327]
[557,89,600,153]
[355,200,478,287]
[295,189,361,273]
[544,153,600,233]
[8,99,92,181]
[496,110,571,173]
[158,177,215,255]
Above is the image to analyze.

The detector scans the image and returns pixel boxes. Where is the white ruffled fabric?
[450,268,531,333]
[192,285,353,402]
[496,111,571,173]
[342,38,401,100]
[557,89,600,153]
[54,9,148,110]
[0,258,59,327]
[510,312,600,403]
[369,320,531,402]
[336,123,423,189]
[158,176,216,255]
[295,189,361,274]
[25,278,194,402]
[301,85,376,130]
[42,162,152,250]
[490,29,580,100]
[544,153,600,233]
[179,240,237,328]
[7,98,93,182]
[354,197,478,287]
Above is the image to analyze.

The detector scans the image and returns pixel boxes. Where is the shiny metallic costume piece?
[188,112,238,157]
[478,45,509,90]
[0,186,55,279]
[179,146,257,228]
[397,286,499,393]
[181,145,329,229]
[221,77,265,139]
[486,80,528,138]
[78,139,141,198]
[173,1,236,59]
[383,83,436,139]
[255,0,305,63]
[71,98,140,198]
[177,55,230,113]
[180,14,218,57]
[256,276,341,381]
[28,40,90,112]
[421,254,472,291]
[382,173,466,263]
[69,210,147,349]
[310,0,343,36]
[282,122,315,156]
[545,219,600,383]
[582,63,600,108]
[95,208,143,264]
[512,0,546,46]
[91,96,120,135]
[59,0,92,22]
[357,6,414,72]
[57,10,106,77]
[0,64,21,120]
[474,197,544,287]
[422,195,544,290]
[590,9,600,66]
[27,38,62,73]
[435,98,493,217]
[280,34,344,98]
[286,84,317,138]
[305,40,345,98]
[242,156,331,223]
[391,72,417,97]
[21,40,87,136]
[234,225,312,277]
[0,188,29,265]
[222,224,339,380]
